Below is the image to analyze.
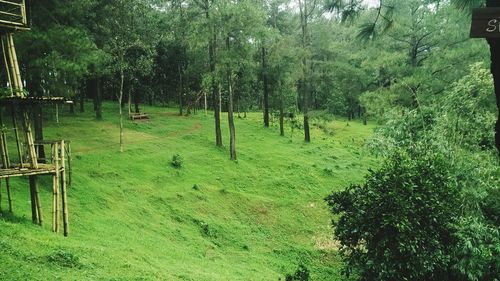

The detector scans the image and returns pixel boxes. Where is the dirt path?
[73,121,202,154]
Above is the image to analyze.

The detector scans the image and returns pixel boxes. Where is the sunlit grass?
[0,101,376,280]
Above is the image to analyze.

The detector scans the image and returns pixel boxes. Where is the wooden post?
[52,142,59,233]
[67,142,72,187]
[29,176,37,223]
[0,113,12,213]
[6,178,11,213]
[0,127,7,168]
[34,176,42,225]
[60,140,69,236]
[20,106,38,169]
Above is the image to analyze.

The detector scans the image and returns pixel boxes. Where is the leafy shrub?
[482,188,500,226]
[285,264,310,281]
[46,249,82,268]
[451,217,500,281]
[171,154,183,169]
[325,151,460,281]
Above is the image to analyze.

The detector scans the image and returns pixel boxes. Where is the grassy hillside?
[0,102,376,280]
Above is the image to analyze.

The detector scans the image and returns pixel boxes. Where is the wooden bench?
[129,112,149,120]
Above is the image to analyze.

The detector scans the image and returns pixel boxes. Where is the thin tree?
[226,36,237,160]
[297,0,313,142]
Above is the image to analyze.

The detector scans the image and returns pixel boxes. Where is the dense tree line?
[6,0,496,153]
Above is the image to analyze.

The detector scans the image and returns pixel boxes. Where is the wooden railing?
[0,0,28,29]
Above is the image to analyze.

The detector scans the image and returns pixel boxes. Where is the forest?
[0,0,499,280]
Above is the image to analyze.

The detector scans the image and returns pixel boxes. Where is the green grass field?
[0,102,377,280]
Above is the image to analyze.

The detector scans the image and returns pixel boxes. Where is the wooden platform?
[0,96,69,105]
[129,112,149,120]
[0,164,60,179]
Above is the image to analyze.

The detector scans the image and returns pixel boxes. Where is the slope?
[0,102,376,280]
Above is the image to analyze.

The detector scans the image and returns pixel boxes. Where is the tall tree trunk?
[133,91,140,113]
[80,84,85,113]
[262,46,270,127]
[178,64,183,116]
[228,83,236,160]
[279,102,285,137]
[119,66,124,153]
[94,77,103,120]
[33,105,45,163]
[206,6,222,147]
[278,77,285,136]
[148,92,154,106]
[128,89,132,116]
[487,0,500,156]
[204,90,208,117]
[226,37,236,160]
[80,91,85,113]
[299,0,311,143]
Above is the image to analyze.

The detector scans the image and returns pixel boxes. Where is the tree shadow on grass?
[0,211,32,224]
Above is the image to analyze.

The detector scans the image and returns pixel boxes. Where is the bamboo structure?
[0,0,29,30]
[0,1,71,236]
[60,140,69,236]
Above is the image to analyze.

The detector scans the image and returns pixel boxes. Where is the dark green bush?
[451,217,500,281]
[482,188,500,226]
[285,264,310,281]
[171,154,183,169]
[325,151,460,281]
[46,249,82,268]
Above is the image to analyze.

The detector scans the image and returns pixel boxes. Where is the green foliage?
[436,63,496,151]
[46,250,82,268]
[451,217,500,281]
[348,46,499,281]
[326,150,461,281]
[171,153,184,169]
[482,188,500,226]
[285,264,310,281]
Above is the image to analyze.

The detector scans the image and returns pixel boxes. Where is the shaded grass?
[0,101,377,280]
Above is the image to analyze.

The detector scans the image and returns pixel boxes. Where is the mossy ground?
[0,102,376,280]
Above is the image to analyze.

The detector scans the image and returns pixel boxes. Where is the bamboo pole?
[6,178,11,212]
[20,106,37,169]
[1,35,13,96]
[6,33,23,96]
[60,140,69,236]
[11,107,23,168]
[0,129,7,168]
[4,35,17,93]
[0,110,12,213]
[34,176,42,225]
[29,175,37,223]
[66,142,72,187]
[0,11,23,18]
[0,0,24,7]
[52,142,59,232]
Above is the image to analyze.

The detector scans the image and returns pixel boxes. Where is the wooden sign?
[470,8,500,38]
